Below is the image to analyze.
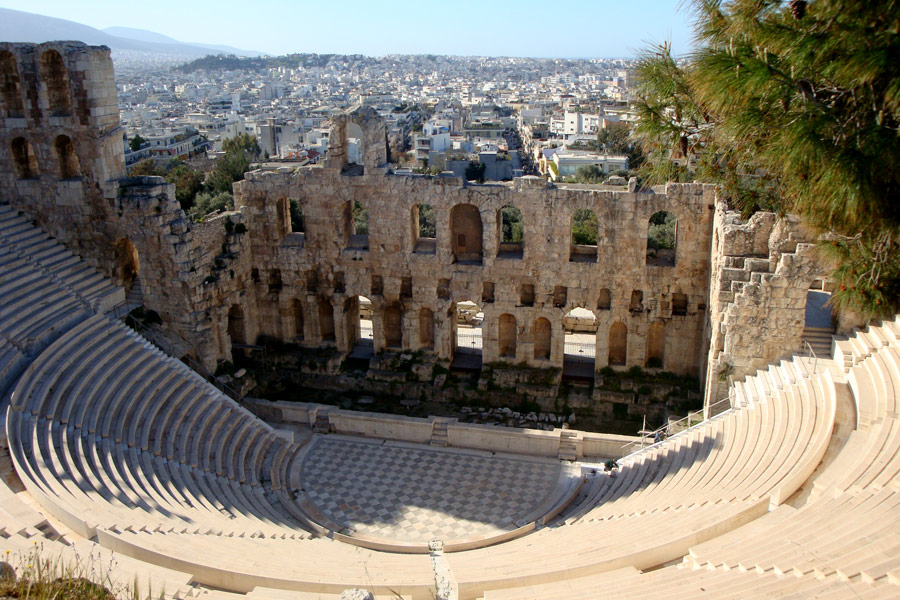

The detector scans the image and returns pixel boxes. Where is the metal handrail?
[620,395,734,454]
[804,340,818,379]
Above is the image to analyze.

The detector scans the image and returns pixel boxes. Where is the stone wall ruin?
[0,42,838,412]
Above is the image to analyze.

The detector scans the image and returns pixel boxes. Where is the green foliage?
[189,191,233,221]
[127,158,162,177]
[418,203,436,238]
[635,0,900,319]
[500,205,524,243]
[572,208,598,245]
[573,164,604,184]
[222,133,261,159]
[128,134,146,152]
[206,151,250,195]
[352,200,368,235]
[465,160,486,183]
[176,53,345,73]
[596,121,633,156]
[166,162,204,212]
[647,211,676,250]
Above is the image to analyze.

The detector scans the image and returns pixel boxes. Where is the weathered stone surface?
[1,42,832,406]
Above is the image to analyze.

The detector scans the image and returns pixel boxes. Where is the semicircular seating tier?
[1,200,900,599]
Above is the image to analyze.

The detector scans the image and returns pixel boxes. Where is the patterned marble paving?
[298,436,561,543]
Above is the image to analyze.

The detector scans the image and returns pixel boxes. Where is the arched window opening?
[0,51,24,117]
[290,199,304,233]
[497,205,523,259]
[40,50,70,116]
[348,200,369,250]
[11,137,39,179]
[630,290,644,313]
[318,299,335,342]
[598,288,611,311]
[563,307,597,380]
[646,322,665,368]
[450,204,483,264]
[608,321,628,366]
[54,135,80,179]
[498,313,517,359]
[384,304,403,349]
[412,203,436,254]
[570,208,598,262]
[534,318,551,360]
[347,296,373,361]
[292,299,305,341]
[345,121,365,174]
[452,300,483,370]
[419,308,435,350]
[114,238,140,295]
[647,210,677,267]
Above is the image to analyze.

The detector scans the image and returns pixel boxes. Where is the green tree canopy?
[573,165,604,184]
[572,208,598,245]
[500,205,524,243]
[222,133,261,159]
[188,191,233,222]
[129,135,146,153]
[634,0,900,319]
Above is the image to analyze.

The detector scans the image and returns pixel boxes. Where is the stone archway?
[498,313,517,358]
[450,204,483,264]
[114,238,140,294]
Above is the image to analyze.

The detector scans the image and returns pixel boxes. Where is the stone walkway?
[297,436,561,543]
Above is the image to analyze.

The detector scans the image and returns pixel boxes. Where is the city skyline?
[0,0,695,58]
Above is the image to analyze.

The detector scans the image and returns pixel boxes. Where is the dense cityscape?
[117,53,640,193]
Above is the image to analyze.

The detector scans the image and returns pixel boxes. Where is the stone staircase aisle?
[558,430,577,461]
[430,420,449,447]
[802,325,834,358]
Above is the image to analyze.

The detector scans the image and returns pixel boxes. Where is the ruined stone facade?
[1,42,836,408]
[702,205,827,406]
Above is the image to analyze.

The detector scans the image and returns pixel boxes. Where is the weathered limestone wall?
[0,42,125,270]
[703,200,825,408]
[229,168,716,377]
[248,399,639,461]
[0,45,717,384]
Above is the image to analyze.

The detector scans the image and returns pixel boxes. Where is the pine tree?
[635,0,900,319]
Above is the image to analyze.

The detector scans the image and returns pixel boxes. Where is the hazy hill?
[0,8,261,57]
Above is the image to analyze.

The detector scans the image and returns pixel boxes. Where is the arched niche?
[40,49,71,116]
[450,204,483,264]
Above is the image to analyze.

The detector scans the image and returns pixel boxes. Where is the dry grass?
[0,542,157,600]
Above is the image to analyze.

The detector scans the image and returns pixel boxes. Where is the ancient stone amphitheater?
[1,41,900,599]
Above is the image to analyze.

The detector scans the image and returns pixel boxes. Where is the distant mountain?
[102,26,263,57]
[101,26,184,45]
[0,8,261,58]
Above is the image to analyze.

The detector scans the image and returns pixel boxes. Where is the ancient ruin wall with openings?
[0,42,836,411]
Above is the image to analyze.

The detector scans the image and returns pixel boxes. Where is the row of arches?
[226,297,672,370]
[0,49,72,118]
[334,199,676,266]
[9,135,81,180]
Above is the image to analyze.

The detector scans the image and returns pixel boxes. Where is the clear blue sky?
[1,0,696,58]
